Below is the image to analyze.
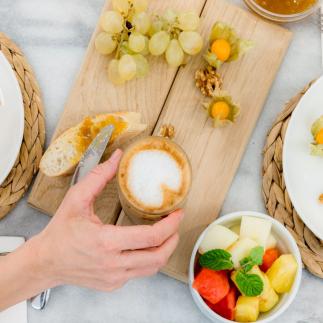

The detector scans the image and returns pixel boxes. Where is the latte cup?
[117,136,192,223]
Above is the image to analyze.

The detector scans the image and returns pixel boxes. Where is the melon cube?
[240,216,272,247]
[227,238,258,269]
[199,224,239,254]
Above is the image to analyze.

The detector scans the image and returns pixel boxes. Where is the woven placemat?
[0,33,45,220]
[262,80,323,278]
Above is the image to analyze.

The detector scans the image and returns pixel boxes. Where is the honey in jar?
[254,0,317,14]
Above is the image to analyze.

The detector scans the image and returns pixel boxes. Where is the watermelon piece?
[193,268,230,304]
[207,286,237,320]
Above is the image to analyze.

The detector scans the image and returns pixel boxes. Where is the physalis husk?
[203,90,240,127]
[310,116,323,157]
[204,22,254,69]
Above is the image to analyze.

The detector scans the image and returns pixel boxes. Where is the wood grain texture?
[118,0,292,282]
[28,0,207,223]
[28,0,292,282]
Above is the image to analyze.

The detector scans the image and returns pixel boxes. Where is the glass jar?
[244,0,320,22]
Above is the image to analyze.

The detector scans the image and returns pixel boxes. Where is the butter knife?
[31,124,115,310]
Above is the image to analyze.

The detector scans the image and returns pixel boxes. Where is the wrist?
[24,233,62,288]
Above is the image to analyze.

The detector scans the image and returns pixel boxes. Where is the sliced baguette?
[40,112,147,177]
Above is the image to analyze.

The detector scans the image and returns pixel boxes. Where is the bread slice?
[40,112,147,177]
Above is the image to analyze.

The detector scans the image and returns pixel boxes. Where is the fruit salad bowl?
[189,211,302,323]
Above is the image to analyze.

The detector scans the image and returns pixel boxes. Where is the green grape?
[165,39,184,67]
[108,59,126,85]
[130,0,148,13]
[133,54,149,77]
[177,12,200,31]
[148,19,163,37]
[128,32,146,53]
[95,32,117,55]
[132,12,151,35]
[163,9,178,24]
[119,41,135,55]
[100,11,124,34]
[178,31,203,55]
[140,36,149,55]
[112,0,130,15]
[148,31,170,56]
[118,54,137,80]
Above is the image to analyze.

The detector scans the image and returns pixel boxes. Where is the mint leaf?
[199,249,234,271]
[239,246,264,273]
[235,271,264,297]
[239,257,254,273]
[250,246,264,265]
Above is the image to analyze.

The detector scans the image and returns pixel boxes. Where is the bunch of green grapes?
[95,0,150,84]
[148,9,203,67]
[95,1,204,84]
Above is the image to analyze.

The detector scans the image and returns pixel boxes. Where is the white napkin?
[0,236,27,323]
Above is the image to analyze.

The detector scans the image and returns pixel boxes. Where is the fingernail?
[110,149,123,163]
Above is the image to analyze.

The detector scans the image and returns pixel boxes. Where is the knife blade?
[31,124,115,310]
[70,124,115,186]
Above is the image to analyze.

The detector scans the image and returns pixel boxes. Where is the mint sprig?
[239,246,264,273]
[198,246,265,297]
[235,271,264,297]
[199,249,234,271]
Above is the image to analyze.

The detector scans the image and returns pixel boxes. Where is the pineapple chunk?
[266,234,277,249]
[227,238,258,269]
[249,266,279,312]
[199,224,238,254]
[266,254,298,293]
[240,216,272,247]
[235,296,259,322]
[259,284,279,312]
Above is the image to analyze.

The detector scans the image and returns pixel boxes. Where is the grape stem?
[114,3,135,59]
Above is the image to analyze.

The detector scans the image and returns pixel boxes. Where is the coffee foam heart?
[127,150,182,207]
[118,137,191,214]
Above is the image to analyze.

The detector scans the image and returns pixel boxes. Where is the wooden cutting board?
[29,0,292,281]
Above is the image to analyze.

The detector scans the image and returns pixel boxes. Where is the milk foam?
[127,149,182,207]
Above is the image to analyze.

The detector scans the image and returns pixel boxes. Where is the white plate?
[0,51,24,185]
[283,75,323,239]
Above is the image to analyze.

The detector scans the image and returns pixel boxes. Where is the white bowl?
[189,211,302,323]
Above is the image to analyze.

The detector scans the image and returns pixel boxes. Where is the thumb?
[74,149,123,203]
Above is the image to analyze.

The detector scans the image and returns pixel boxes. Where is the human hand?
[35,149,184,291]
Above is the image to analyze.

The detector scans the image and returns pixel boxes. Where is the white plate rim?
[283,75,323,239]
[0,51,24,185]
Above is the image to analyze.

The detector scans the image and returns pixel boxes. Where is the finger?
[121,233,179,270]
[112,209,184,250]
[74,149,123,203]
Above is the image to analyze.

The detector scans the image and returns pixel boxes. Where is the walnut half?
[195,66,223,97]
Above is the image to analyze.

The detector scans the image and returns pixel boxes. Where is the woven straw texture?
[262,80,323,278]
[0,33,45,220]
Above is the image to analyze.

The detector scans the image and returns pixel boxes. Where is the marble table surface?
[0,0,323,322]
